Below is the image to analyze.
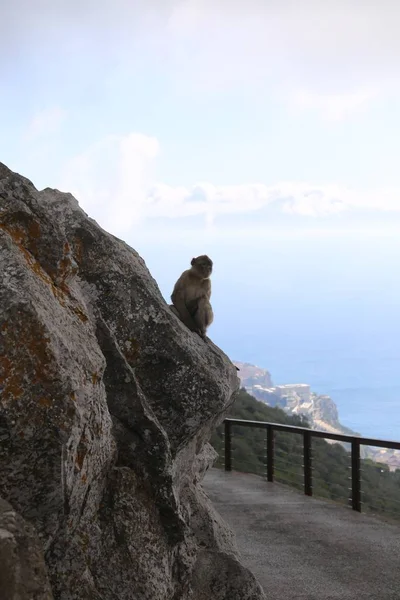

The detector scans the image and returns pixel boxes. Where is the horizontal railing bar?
[225,418,400,450]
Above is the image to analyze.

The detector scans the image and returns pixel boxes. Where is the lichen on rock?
[0,162,265,599]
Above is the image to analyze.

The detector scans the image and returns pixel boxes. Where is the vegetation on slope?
[211,389,400,521]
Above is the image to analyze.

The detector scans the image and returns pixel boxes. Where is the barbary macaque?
[170,255,214,339]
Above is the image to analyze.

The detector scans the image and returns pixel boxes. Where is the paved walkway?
[203,469,400,600]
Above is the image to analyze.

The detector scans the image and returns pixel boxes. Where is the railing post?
[351,439,361,512]
[267,425,274,482]
[303,430,313,496]
[224,420,232,472]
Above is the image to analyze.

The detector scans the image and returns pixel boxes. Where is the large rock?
[0,497,53,600]
[0,163,265,600]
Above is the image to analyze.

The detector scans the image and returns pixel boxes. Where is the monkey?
[170,255,214,339]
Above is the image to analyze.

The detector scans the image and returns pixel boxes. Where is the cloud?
[146,182,274,218]
[145,181,400,222]
[60,133,159,234]
[59,132,400,235]
[25,107,67,141]
[291,90,376,121]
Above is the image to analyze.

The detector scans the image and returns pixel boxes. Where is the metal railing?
[223,418,400,512]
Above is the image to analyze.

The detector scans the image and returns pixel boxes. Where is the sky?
[2,0,400,233]
[1,1,400,305]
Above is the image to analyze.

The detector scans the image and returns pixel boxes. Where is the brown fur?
[170,255,214,338]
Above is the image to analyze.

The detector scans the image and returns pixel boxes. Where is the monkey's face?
[191,255,213,278]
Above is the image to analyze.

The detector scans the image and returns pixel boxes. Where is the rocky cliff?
[234,362,400,468]
[234,363,273,389]
[234,361,358,437]
[0,163,265,600]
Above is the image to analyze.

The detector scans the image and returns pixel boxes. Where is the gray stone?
[0,497,53,600]
[0,163,265,599]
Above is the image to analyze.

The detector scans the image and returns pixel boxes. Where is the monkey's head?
[191,255,213,279]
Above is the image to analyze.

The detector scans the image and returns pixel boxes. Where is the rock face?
[234,362,273,389]
[0,497,53,600]
[0,163,265,600]
[235,361,357,435]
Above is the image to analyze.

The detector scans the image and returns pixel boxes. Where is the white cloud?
[25,107,67,141]
[146,180,400,222]
[60,133,159,234]
[291,90,376,121]
[59,132,400,235]
[146,182,274,219]
[277,185,349,217]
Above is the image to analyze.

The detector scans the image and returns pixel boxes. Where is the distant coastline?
[234,361,400,471]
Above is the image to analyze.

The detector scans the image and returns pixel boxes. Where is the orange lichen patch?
[59,279,71,295]
[70,392,77,402]
[0,222,25,244]
[28,332,52,385]
[1,221,69,306]
[0,355,23,401]
[92,372,99,385]
[0,217,41,256]
[52,286,67,307]
[57,242,74,289]
[72,306,88,322]
[0,356,12,372]
[1,319,53,407]
[23,250,55,291]
[28,219,41,242]
[38,397,52,407]
[73,236,84,265]
[75,450,86,471]
[81,474,87,484]
[59,255,71,273]
[1,321,8,332]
